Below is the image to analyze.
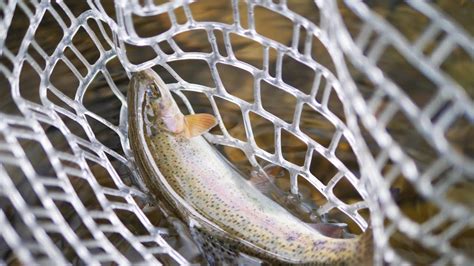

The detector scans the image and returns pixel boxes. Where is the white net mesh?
[0,0,472,265]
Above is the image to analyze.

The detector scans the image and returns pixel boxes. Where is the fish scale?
[128,69,373,265]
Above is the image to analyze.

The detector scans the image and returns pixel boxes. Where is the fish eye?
[147,83,160,99]
[146,89,154,98]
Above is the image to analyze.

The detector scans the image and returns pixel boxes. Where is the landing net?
[0,0,472,264]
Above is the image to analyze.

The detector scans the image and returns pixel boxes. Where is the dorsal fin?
[184,113,217,138]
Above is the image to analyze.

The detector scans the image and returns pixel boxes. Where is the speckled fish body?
[128,69,373,265]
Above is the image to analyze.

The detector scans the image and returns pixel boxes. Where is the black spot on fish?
[313,240,325,249]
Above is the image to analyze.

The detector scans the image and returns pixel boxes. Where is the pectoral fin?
[184,113,218,138]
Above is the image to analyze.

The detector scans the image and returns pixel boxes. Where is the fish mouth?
[133,69,156,80]
[132,70,162,99]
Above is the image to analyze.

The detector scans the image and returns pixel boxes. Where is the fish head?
[132,69,218,138]
[132,69,186,134]
[132,69,176,110]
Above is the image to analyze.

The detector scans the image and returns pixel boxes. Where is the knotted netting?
[0,0,472,265]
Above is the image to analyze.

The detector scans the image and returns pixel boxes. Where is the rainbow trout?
[128,69,373,265]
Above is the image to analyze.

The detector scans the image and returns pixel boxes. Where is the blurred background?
[0,0,472,265]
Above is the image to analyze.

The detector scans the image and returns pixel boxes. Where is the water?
[1,0,472,264]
